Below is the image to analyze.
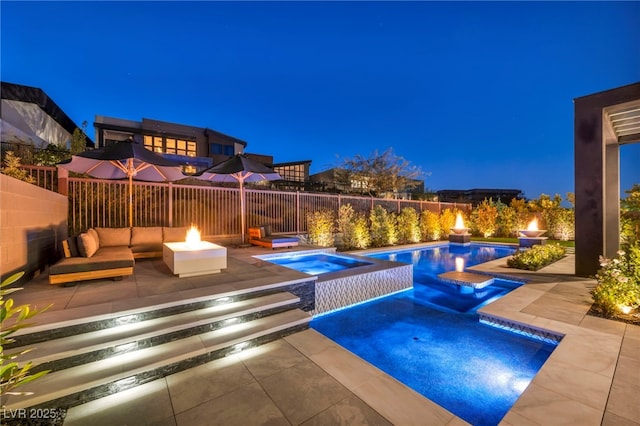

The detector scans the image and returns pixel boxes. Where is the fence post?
[168,182,173,227]
[57,167,68,196]
[296,191,300,234]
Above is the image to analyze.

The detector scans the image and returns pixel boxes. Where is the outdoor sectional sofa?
[248,225,299,249]
[49,226,188,285]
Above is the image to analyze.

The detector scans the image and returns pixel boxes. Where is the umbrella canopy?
[58,138,186,227]
[196,154,282,244]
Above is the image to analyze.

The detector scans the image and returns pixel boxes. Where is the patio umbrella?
[195,154,281,244]
[58,138,186,227]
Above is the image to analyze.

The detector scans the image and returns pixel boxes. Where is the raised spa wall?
[256,248,414,317]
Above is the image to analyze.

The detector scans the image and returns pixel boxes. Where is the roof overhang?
[604,98,640,145]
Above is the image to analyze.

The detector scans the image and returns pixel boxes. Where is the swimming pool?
[312,243,557,426]
[263,252,373,275]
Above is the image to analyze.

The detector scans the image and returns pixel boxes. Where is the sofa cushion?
[50,246,134,275]
[131,227,163,253]
[78,232,98,257]
[95,227,131,247]
[163,227,189,243]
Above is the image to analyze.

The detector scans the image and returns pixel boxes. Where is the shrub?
[396,207,420,244]
[439,209,457,240]
[370,205,397,247]
[337,204,370,249]
[552,208,575,241]
[1,272,51,400]
[510,198,530,235]
[420,210,441,241]
[507,243,566,271]
[475,198,498,238]
[497,204,517,238]
[306,209,335,247]
[591,244,640,316]
[1,151,35,184]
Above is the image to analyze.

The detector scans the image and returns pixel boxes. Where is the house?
[310,167,425,199]
[94,115,249,174]
[1,81,93,149]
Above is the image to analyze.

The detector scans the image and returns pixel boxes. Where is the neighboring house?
[0,81,93,149]
[271,160,312,190]
[436,188,523,206]
[309,167,425,199]
[94,115,249,174]
[94,116,313,187]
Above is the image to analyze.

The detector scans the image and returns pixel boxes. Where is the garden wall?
[0,174,67,284]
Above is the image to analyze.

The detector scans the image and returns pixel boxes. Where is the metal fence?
[19,165,471,237]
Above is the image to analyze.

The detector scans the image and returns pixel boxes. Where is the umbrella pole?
[240,180,246,245]
[129,173,133,228]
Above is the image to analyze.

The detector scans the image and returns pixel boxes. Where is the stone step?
[13,292,301,374]
[3,309,311,411]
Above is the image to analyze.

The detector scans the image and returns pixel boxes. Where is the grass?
[471,236,575,248]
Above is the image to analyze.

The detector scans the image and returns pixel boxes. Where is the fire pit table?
[162,241,227,277]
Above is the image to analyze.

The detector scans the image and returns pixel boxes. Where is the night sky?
[2,1,639,199]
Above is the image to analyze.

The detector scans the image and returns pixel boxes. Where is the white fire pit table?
[163,241,227,278]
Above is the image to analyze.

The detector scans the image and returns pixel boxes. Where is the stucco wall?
[0,174,68,283]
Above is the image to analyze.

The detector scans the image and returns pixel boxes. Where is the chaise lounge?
[248,225,299,249]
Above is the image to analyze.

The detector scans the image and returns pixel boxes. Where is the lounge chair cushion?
[95,227,131,247]
[50,246,134,274]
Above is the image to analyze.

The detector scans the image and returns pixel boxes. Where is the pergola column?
[574,83,640,277]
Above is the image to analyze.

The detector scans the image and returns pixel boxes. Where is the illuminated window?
[143,134,197,156]
[166,138,176,154]
[274,164,305,182]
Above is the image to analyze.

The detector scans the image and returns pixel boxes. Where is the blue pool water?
[266,253,373,275]
[311,244,556,426]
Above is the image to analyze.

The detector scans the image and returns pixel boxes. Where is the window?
[274,164,305,182]
[210,143,234,156]
[166,138,176,154]
[210,143,223,155]
[144,134,196,156]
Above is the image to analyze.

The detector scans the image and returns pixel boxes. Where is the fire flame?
[527,218,539,231]
[454,213,465,229]
[185,225,201,248]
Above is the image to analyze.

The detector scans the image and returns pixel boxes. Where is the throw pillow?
[78,232,98,257]
[68,237,80,257]
[87,228,100,250]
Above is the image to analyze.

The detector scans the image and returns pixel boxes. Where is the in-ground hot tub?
[264,252,373,275]
[255,249,413,316]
